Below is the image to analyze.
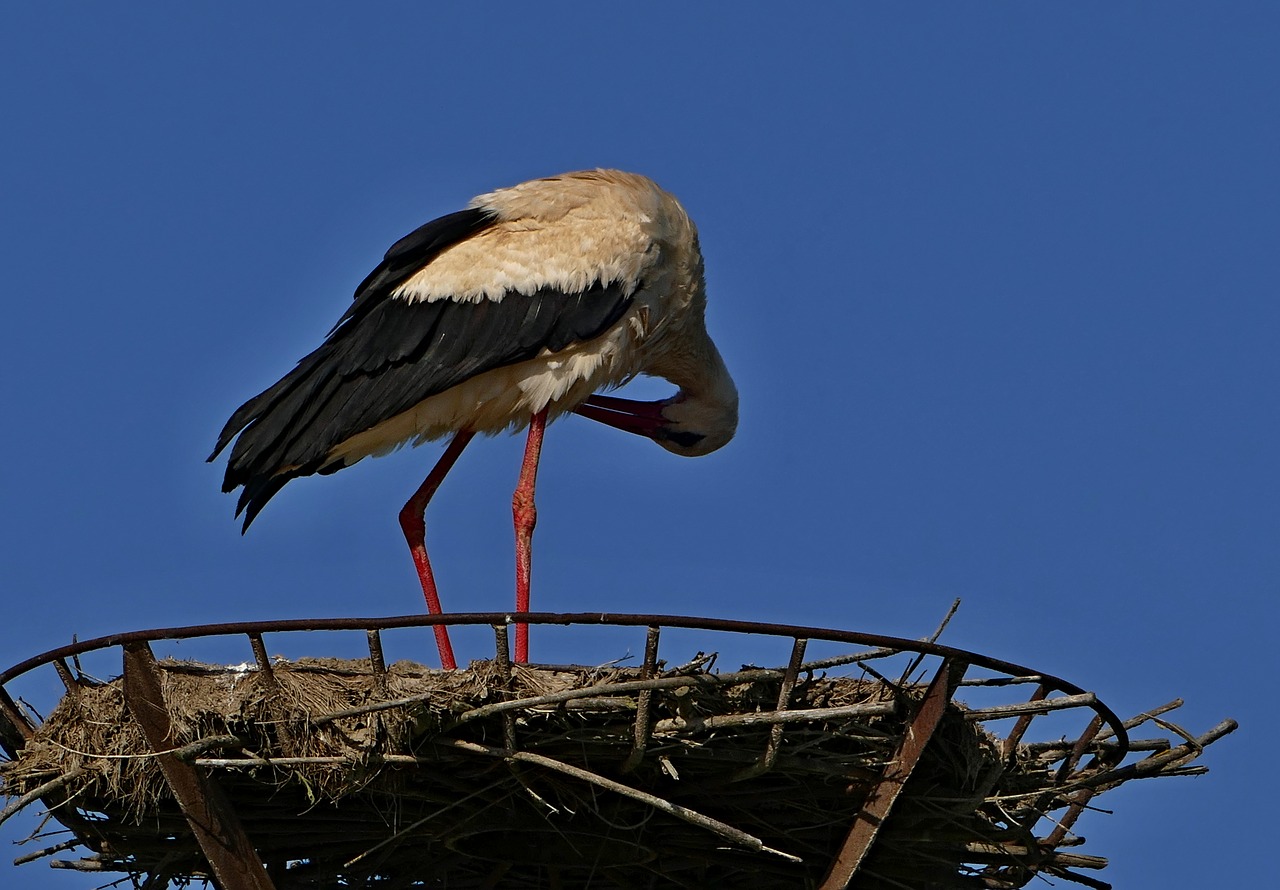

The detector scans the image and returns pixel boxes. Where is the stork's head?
[650,386,738,457]
[575,329,738,456]
[575,375,738,458]
[651,329,738,456]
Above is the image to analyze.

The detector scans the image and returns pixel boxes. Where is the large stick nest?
[1,652,1232,889]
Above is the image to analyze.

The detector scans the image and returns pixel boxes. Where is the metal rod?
[492,624,518,752]
[122,641,276,890]
[367,629,387,694]
[247,634,274,684]
[622,625,661,773]
[0,685,33,755]
[736,636,807,780]
[819,657,968,889]
[1002,683,1049,761]
[1039,714,1106,846]
[0,611,1131,756]
[53,659,81,697]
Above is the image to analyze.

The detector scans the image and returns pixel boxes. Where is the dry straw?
[1,649,1235,889]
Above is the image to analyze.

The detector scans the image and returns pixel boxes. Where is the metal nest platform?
[0,612,1236,889]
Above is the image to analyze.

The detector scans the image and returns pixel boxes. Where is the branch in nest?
[437,737,804,863]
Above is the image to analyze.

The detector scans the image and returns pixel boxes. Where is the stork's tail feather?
[209,352,339,527]
[234,471,299,533]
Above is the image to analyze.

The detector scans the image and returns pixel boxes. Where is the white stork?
[209,169,738,669]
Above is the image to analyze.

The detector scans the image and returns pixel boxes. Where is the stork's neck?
[671,336,736,412]
[653,332,738,456]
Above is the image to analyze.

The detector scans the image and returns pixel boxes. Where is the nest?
[1,645,1234,889]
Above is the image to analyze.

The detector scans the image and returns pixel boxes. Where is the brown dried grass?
[0,654,1232,889]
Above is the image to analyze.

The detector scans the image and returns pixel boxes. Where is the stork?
[209,170,738,669]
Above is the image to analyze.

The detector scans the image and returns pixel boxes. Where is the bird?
[209,169,738,669]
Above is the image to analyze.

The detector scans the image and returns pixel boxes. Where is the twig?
[1067,719,1238,791]
[343,777,508,868]
[451,668,784,726]
[899,598,962,685]
[304,666,774,726]
[48,858,110,872]
[1093,699,1183,742]
[795,647,900,673]
[0,767,85,828]
[653,701,895,735]
[963,693,1097,721]
[12,838,84,865]
[668,652,717,674]
[957,674,1045,688]
[41,734,243,762]
[1150,715,1202,753]
[1044,865,1113,889]
[437,737,803,863]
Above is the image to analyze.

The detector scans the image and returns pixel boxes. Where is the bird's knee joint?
[398,504,426,537]
[512,490,537,527]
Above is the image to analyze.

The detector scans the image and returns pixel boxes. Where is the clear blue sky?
[3,4,1273,887]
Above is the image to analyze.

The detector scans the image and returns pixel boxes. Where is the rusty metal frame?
[819,657,968,889]
[0,612,1130,763]
[735,636,808,781]
[491,624,518,752]
[0,613,1132,744]
[0,612,1135,885]
[121,641,276,890]
[366,629,388,695]
[621,625,662,773]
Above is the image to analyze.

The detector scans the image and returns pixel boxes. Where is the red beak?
[573,394,670,438]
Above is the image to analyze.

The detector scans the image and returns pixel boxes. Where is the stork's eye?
[662,430,706,448]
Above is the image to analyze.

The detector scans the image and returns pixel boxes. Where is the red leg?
[512,409,548,663]
[398,431,474,670]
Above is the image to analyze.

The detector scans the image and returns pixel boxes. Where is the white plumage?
[210,169,737,668]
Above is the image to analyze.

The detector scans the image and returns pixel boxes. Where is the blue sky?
[2,3,1274,886]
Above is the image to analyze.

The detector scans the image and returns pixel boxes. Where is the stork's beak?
[573,394,671,438]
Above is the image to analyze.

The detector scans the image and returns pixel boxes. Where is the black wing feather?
[210,207,499,460]
[210,206,636,530]
[333,208,500,333]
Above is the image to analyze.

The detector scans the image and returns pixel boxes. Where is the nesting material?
[1,653,1233,889]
